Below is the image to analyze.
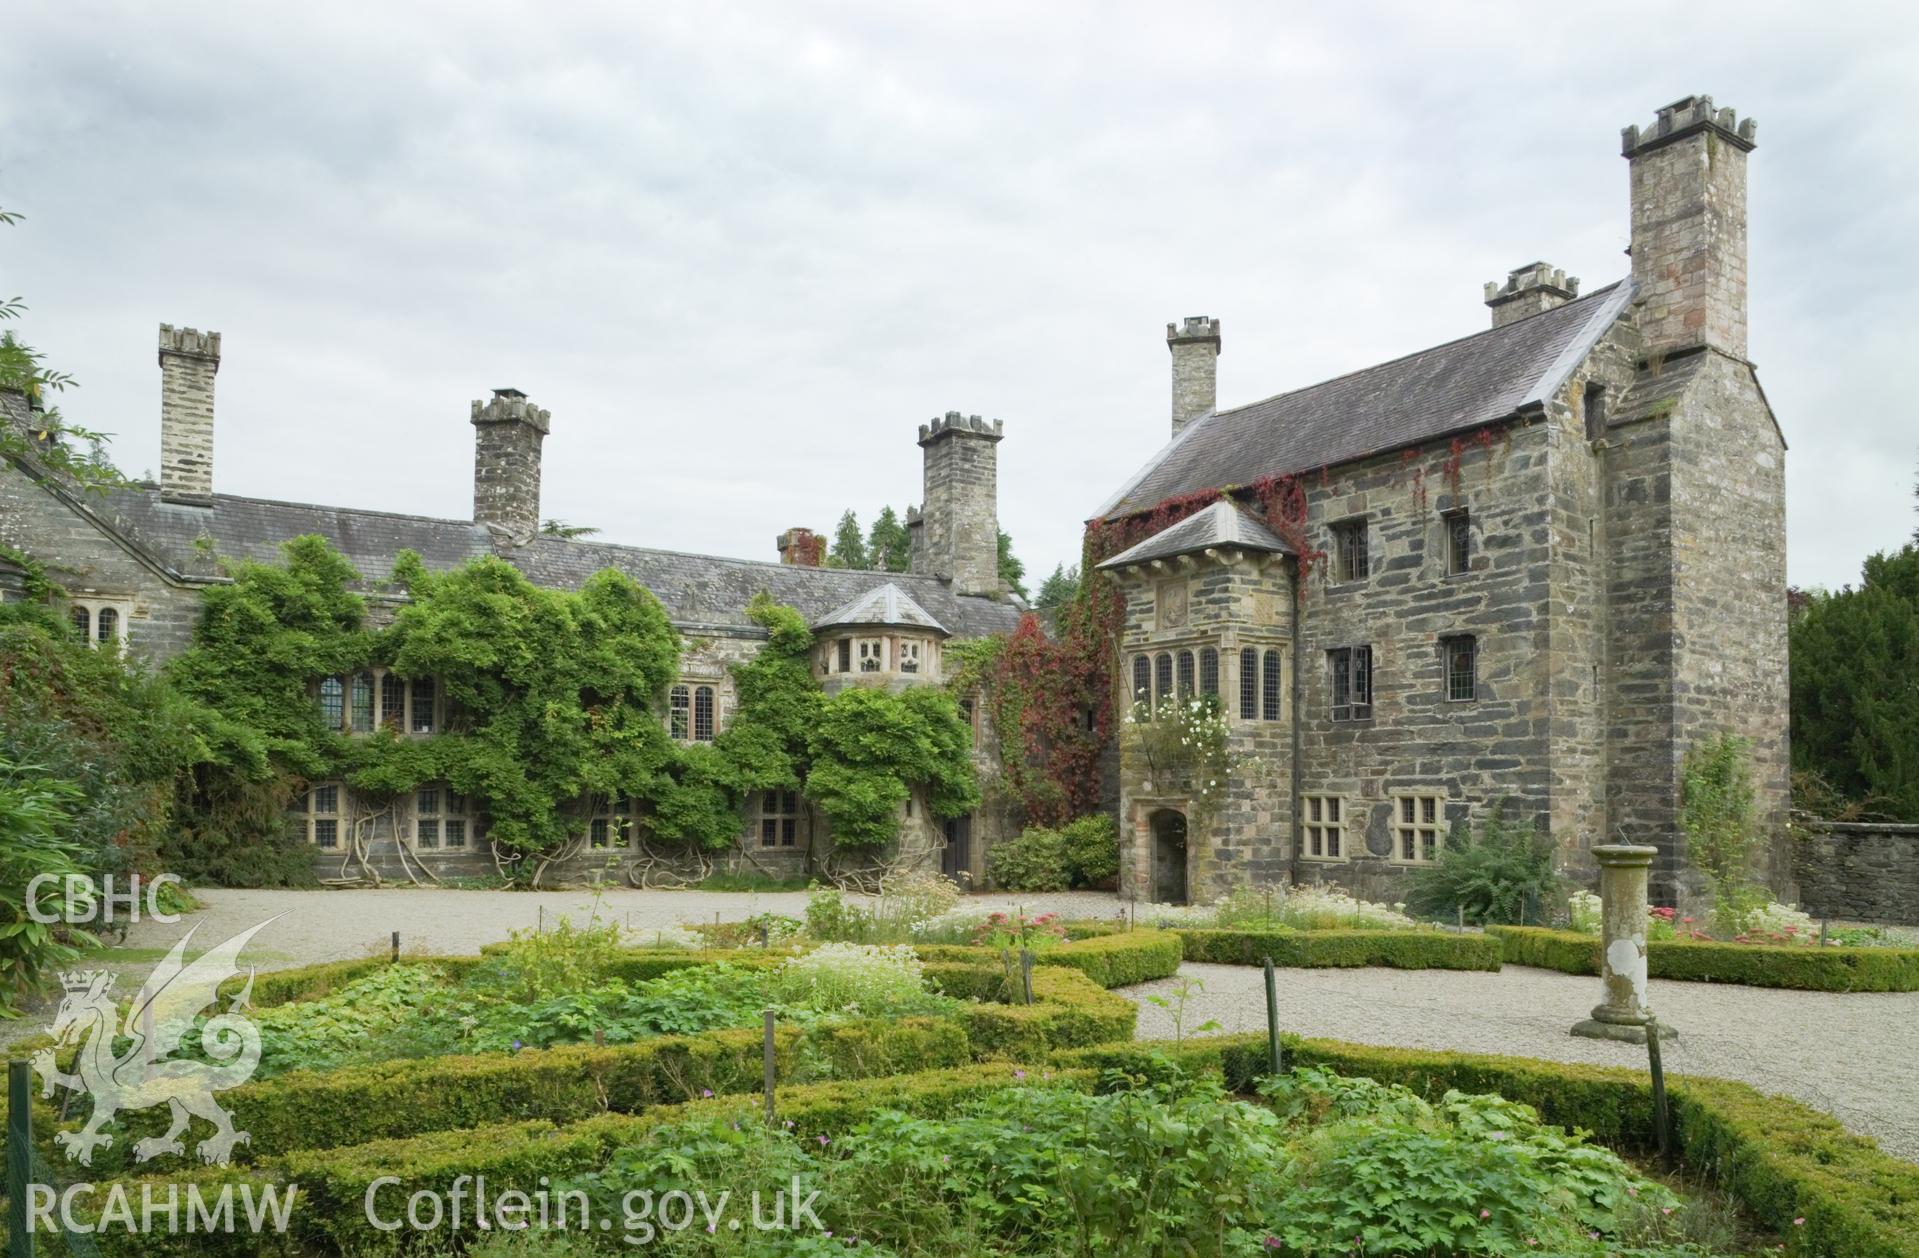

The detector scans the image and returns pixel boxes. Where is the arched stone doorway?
[1149,809,1189,905]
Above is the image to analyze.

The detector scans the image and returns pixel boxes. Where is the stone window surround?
[1129,638,1243,715]
[1330,517,1370,584]
[585,795,634,850]
[1300,793,1348,861]
[1442,634,1478,703]
[412,783,480,850]
[289,782,345,848]
[1389,789,1446,864]
[755,789,805,849]
[668,682,719,742]
[1327,644,1374,722]
[68,596,134,654]
[313,668,442,736]
[1443,509,1472,577]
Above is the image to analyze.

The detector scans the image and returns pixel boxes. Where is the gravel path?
[1121,962,1919,1162]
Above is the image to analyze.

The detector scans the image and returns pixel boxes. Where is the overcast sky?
[4,2,1914,593]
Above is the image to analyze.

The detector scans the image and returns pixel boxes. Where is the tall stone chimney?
[1483,262,1580,328]
[913,411,1003,597]
[1622,95,1757,360]
[157,324,221,505]
[1166,316,1220,437]
[471,387,549,545]
[776,527,824,566]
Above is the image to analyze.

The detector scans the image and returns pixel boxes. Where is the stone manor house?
[1098,95,1788,908]
[1,92,1789,905]
[0,351,1025,884]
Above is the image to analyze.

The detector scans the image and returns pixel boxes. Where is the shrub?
[1177,928,1504,972]
[0,762,90,1014]
[986,824,1074,891]
[1058,813,1119,886]
[803,884,873,942]
[1404,800,1559,925]
[483,914,627,1002]
[1682,732,1769,930]
[1214,882,1415,931]
[872,868,960,931]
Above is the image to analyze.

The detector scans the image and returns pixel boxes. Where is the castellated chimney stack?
[913,411,1003,598]
[471,387,550,545]
[157,324,221,505]
[1166,316,1220,437]
[1622,95,1757,360]
[777,527,823,566]
[1483,262,1580,328]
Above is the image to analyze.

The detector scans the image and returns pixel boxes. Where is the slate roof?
[1099,279,1637,518]
[1096,500,1292,570]
[83,484,1024,639]
[810,582,948,635]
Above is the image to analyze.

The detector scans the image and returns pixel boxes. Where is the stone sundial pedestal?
[1570,843,1678,1045]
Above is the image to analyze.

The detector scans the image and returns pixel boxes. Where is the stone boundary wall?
[1793,822,1919,925]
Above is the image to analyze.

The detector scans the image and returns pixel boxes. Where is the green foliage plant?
[1680,733,1768,931]
[0,760,90,1014]
[1404,799,1559,925]
[803,685,978,849]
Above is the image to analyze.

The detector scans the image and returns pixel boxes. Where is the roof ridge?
[1212,279,1626,423]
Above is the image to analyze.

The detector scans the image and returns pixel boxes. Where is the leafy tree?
[1033,563,1079,614]
[827,510,869,570]
[998,529,1026,599]
[866,506,912,573]
[1790,544,1919,821]
[0,203,120,490]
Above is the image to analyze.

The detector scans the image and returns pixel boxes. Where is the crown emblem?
[60,970,111,994]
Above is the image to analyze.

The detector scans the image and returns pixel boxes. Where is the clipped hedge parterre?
[1488,925,1919,992]
[1175,926,1504,971]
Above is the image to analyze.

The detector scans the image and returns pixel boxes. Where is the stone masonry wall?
[1293,422,1558,900]
[1667,352,1791,897]
[0,460,206,661]
[1793,824,1919,926]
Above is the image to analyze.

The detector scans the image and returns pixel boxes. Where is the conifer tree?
[827,510,869,569]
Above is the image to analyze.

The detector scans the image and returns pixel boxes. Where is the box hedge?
[913,928,1183,988]
[1175,927,1504,971]
[1488,925,1919,993]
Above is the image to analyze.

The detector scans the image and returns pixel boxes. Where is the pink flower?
[1794,1217,1805,1226]
[1479,1209,1490,1219]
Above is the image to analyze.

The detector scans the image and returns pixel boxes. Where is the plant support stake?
[390,931,400,963]
[1262,956,1283,1077]
[8,1059,32,1258]
[762,1009,777,1127]
[1019,949,1035,1006]
[1646,1018,1674,1173]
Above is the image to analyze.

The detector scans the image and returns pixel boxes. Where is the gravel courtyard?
[16,888,1915,1162]
[1124,961,1919,1162]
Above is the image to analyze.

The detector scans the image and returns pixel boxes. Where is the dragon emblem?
[31,918,276,1167]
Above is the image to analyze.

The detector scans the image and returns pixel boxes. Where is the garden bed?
[1060,1034,1919,1258]
[1488,925,1919,992]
